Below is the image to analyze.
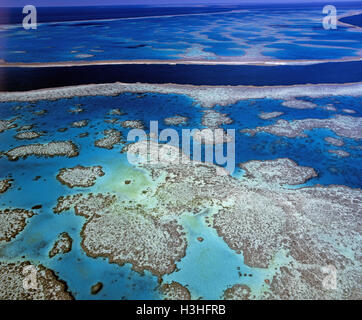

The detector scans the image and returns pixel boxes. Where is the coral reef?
[223,284,252,300]
[49,232,73,258]
[324,137,344,147]
[258,111,284,120]
[56,165,104,188]
[14,131,43,140]
[94,129,123,149]
[120,120,145,129]
[241,115,362,140]
[71,120,88,128]
[54,191,187,278]
[91,282,103,295]
[164,115,188,126]
[282,99,317,109]
[0,179,13,194]
[201,110,233,128]
[0,208,35,242]
[160,281,191,300]
[108,108,125,116]
[0,261,73,300]
[240,158,317,186]
[328,149,350,157]
[2,82,361,109]
[5,141,79,161]
[0,118,17,133]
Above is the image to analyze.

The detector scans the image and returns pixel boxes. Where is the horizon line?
[2,1,362,8]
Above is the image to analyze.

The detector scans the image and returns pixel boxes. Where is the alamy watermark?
[323,5,337,30]
[321,265,337,290]
[22,5,37,30]
[22,264,38,290]
[126,121,236,175]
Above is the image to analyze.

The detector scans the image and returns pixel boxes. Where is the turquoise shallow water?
[163,213,270,300]
[0,92,361,299]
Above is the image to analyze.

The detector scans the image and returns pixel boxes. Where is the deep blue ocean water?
[0,6,245,25]
[1,3,362,63]
[1,3,360,25]
[340,13,362,27]
[1,60,362,91]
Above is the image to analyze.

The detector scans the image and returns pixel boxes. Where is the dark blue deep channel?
[340,13,362,28]
[0,60,362,91]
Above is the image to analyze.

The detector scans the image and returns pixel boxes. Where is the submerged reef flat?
[94,129,123,149]
[0,179,13,194]
[1,82,361,108]
[0,118,17,133]
[49,232,73,258]
[14,131,43,140]
[75,54,94,59]
[258,112,284,120]
[0,261,73,300]
[108,108,125,116]
[120,120,145,129]
[201,110,233,129]
[78,132,89,138]
[68,106,84,114]
[160,281,191,300]
[0,209,35,242]
[324,137,345,147]
[71,120,88,128]
[242,115,362,140]
[328,149,351,158]
[4,141,79,161]
[32,110,47,116]
[16,125,34,132]
[164,115,188,126]
[281,98,317,109]
[342,108,357,114]
[104,119,118,124]
[323,104,337,112]
[56,165,105,188]
[240,158,318,186]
